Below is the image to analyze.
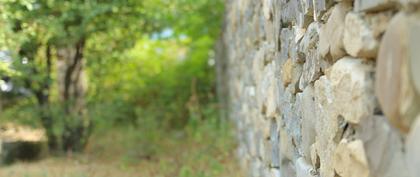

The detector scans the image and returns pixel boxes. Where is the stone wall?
[218,0,420,177]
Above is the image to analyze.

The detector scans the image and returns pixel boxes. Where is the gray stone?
[406,116,420,177]
[296,157,317,177]
[356,116,411,177]
[299,22,321,90]
[297,85,316,162]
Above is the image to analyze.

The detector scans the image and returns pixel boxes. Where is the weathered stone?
[299,22,321,90]
[343,13,378,58]
[408,19,420,96]
[356,116,411,177]
[406,116,420,177]
[314,76,337,177]
[333,139,369,177]
[281,59,302,92]
[328,57,376,124]
[263,0,273,20]
[280,28,301,62]
[297,85,316,162]
[280,127,296,162]
[376,13,420,133]
[221,1,420,176]
[319,2,352,61]
[295,157,317,177]
[354,0,397,12]
[313,0,334,21]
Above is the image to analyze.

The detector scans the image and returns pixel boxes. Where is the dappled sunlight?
[0,0,238,176]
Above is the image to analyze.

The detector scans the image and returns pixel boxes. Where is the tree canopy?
[0,0,224,152]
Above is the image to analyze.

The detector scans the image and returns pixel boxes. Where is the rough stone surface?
[376,12,420,133]
[319,2,352,61]
[333,139,369,177]
[343,12,391,58]
[218,0,420,176]
[328,57,376,124]
[354,0,397,12]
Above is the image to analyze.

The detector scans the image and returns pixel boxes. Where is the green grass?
[0,118,243,177]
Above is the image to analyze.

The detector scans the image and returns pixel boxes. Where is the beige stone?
[319,2,352,61]
[333,139,369,177]
[354,0,397,12]
[314,76,337,177]
[343,13,379,58]
[281,59,302,92]
[376,12,420,133]
[328,57,376,124]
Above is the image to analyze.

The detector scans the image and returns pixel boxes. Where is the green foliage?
[1,0,225,154]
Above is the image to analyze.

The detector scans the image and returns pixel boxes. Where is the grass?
[0,119,243,177]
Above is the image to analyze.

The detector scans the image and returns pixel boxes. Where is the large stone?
[313,76,337,177]
[343,12,390,58]
[376,12,420,133]
[333,139,369,177]
[297,85,316,162]
[319,2,352,61]
[328,57,376,124]
[356,116,410,177]
[406,116,420,177]
[354,0,397,12]
[408,19,420,96]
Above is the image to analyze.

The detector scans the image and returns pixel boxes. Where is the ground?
[0,124,243,177]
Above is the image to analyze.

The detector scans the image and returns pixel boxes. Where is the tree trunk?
[56,39,91,152]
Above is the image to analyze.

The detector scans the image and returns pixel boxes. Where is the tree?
[0,0,158,151]
[0,0,224,152]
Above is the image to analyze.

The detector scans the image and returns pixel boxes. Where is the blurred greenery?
[0,0,227,162]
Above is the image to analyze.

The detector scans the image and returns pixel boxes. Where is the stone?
[319,2,352,61]
[221,0,420,176]
[313,76,337,177]
[408,19,420,96]
[376,12,420,133]
[263,0,273,20]
[354,0,397,12]
[356,116,411,177]
[281,59,294,87]
[343,13,379,58]
[328,57,376,124]
[313,0,334,21]
[279,127,296,162]
[297,85,316,162]
[295,157,317,177]
[298,22,321,90]
[281,59,302,92]
[333,139,369,177]
[406,116,420,177]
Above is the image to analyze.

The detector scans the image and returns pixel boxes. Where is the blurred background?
[0,0,240,176]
